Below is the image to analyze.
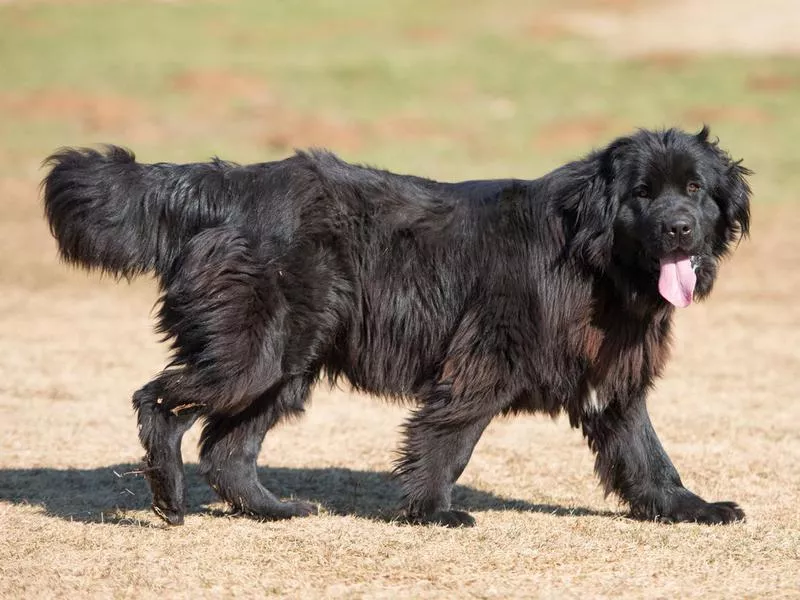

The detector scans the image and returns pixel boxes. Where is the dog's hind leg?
[395,382,498,528]
[148,226,337,521]
[132,378,200,525]
[198,376,318,520]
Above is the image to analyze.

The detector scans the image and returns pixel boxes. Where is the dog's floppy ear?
[566,136,631,270]
[698,126,752,242]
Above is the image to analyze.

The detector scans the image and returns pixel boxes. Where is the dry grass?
[2,205,799,599]
[2,0,800,598]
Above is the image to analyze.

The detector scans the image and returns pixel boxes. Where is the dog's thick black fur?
[42,127,750,527]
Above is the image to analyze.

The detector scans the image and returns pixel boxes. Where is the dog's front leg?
[581,394,744,524]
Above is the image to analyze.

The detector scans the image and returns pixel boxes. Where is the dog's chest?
[580,311,672,404]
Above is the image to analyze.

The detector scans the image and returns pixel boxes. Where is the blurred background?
[2,0,799,276]
[2,0,800,286]
[1,1,799,598]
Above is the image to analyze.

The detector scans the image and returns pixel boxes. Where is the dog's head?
[581,127,751,307]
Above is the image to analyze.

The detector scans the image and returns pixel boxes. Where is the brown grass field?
[1,0,799,598]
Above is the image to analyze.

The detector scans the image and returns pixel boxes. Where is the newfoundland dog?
[42,126,750,527]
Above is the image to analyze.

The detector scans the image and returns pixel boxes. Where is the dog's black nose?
[663,219,693,245]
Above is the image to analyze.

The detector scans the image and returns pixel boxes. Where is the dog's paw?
[658,498,745,525]
[633,491,745,525]
[408,509,477,528]
[237,499,319,521]
[281,500,319,518]
[151,502,185,526]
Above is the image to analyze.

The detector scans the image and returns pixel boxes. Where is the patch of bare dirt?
[0,89,146,131]
[170,68,274,123]
[572,0,651,10]
[261,111,366,153]
[261,112,468,154]
[171,69,272,104]
[525,18,573,41]
[746,74,800,92]
[402,26,450,43]
[372,115,455,142]
[533,116,622,150]
[560,0,800,56]
[682,106,773,126]
[631,52,697,71]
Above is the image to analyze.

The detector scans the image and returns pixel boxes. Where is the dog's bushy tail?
[42,146,230,278]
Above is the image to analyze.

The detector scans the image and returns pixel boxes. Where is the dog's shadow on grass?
[0,464,614,525]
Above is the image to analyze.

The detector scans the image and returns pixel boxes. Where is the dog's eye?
[687,182,701,194]
[633,188,649,199]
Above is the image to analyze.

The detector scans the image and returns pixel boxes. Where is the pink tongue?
[658,257,696,308]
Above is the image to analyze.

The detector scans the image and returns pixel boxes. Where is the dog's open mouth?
[658,254,697,308]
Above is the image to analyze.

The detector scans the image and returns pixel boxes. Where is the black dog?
[42,126,750,527]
